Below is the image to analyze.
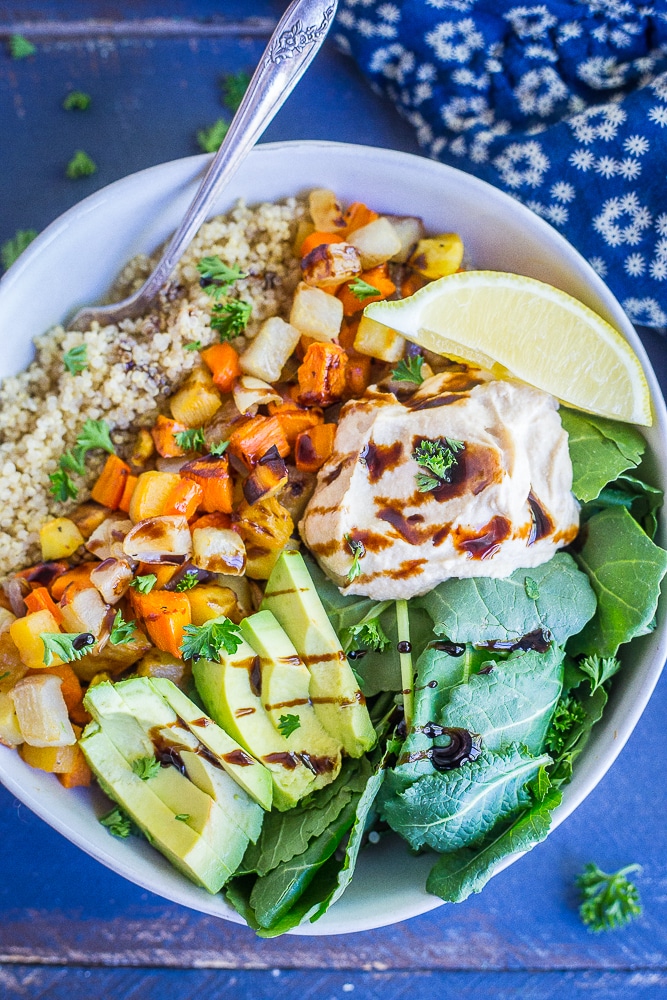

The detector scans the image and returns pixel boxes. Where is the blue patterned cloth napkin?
[334,1,667,331]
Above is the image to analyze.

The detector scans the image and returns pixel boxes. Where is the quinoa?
[0,197,305,576]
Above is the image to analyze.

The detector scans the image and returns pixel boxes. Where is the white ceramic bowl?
[1,141,666,935]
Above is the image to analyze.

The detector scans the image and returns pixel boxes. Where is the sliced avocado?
[262,551,376,757]
[192,635,317,810]
[151,678,272,812]
[239,610,342,790]
[84,681,155,759]
[180,750,264,844]
[80,725,229,894]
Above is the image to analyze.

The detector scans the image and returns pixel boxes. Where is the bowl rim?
[1,138,667,935]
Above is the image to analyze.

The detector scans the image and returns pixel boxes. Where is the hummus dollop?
[300,369,579,600]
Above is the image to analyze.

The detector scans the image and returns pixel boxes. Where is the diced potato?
[10,609,62,670]
[9,674,76,747]
[240,316,301,383]
[0,630,27,693]
[233,375,282,416]
[408,234,464,279]
[243,457,289,506]
[19,741,83,773]
[90,557,134,605]
[123,515,192,564]
[236,497,294,552]
[354,314,406,362]
[59,586,109,638]
[187,584,239,626]
[279,465,317,523]
[384,215,426,263]
[170,367,222,427]
[244,545,282,581]
[347,217,402,270]
[289,282,343,343]
[136,648,191,688]
[0,691,23,746]
[86,514,134,561]
[68,502,109,540]
[212,573,253,620]
[308,188,346,233]
[129,470,181,523]
[301,242,361,288]
[191,526,246,575]
[40,518,84,561]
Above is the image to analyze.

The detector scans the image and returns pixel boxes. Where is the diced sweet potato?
[180,455,234,513]
[297,342,348,407]
[151,415,188,458]
[243,457,289,505]
[129,470,182,522]
[294,423,336,473]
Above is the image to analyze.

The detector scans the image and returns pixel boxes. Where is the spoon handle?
[71,0,337,329]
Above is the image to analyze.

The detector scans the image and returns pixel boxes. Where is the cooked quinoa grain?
[0,197,304,575]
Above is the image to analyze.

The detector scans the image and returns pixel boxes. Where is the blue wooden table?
[2,4,667,998]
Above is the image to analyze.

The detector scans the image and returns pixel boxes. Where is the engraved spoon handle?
[71,0,337,330]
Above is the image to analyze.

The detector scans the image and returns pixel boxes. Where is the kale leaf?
[559,408,645,503]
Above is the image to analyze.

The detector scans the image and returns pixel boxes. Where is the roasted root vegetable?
[19,741,90,783]
[129,471,182,522]
[118,474,138,515]
[136,648,191,688]
[297,342,348,407]
[243,456,289,505]
[169,367,222,427]
[28,663,85,718]
[268,399,324,446]
[343,202,380,234]
[0,632,26,694]
[384,214,425,263]
[279,465,317,523]
[0,692,23,747]
[130,590,191,659]
[300,231,345,258]
[130,427,155,468]
[151,415,189,458]
[308,188,346,233]
[338,265,396,316]
[294,423,336,473]
[10,609,62,670]
[353,314,406,362]
[40,518,84,560]
[90,557,135,604]
[24,586,64,625]
[180,454,234,513]
[50,564,96,602]
[68,502,109,540]
[236,497,294,553]
[301,242,361,288]
[344,354,373,399]
[186,584,239,626]
[290,282,343,343]
[347,217,402,270]
[9,674,76,747]
[233,375,282,415]
[123,515,192,564]
[201,342,242,394]
[239,316,301,384]
[86,515,133,561]
[191,526,246,575]
[90,455,133,510]
[56,743,93,788]
[227,416,289,469]
[163,478,204,520]
[59,586,109,639]
[78,629,152,680]
[408,233,464,278]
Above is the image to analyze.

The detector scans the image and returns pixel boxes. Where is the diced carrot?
[295,423,336,473]
[201,342,242,394]
[118,474,138,514]
[50,564,95,602]
[343,202,380,234]
[136,563,178,590]
[401,271,427,298]
[297,342,348,408]
[227,416,290,469]
[57,746,93,788]
[130,590,191,659]
[267,399,324,446]
[180,454,234,513]
[344,354,373,399]
[163,478,204,520]
[24,586,64,626]
[189,511,232,532]
[338,265,397,317]
[300,231,345,258]
[90,455,132,510]
[295,334,318,362]
[151,415,188,458]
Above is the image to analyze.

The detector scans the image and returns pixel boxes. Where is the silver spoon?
[70,0,337,332]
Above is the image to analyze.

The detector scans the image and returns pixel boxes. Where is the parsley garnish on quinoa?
[211,299,252,340]
[63,344,88,375]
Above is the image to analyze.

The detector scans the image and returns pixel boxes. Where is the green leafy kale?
[66,150,97,180]
[131,756,161,781]
[1,228,38,270]
[109,610,137,646]
[580,471,663,540]
[277,714,301,739]
[391,354,425,385]
[197,118,229,153]
[577,862,642,932]
[180,616,243,661]
[63,344,88,375]
[63,91,91,111]
[559,408,645,503]
[130,574,157,594]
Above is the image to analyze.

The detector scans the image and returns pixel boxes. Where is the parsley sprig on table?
[391,354,425,385]
[344,534,365,583]
[1,229,38,271]
[577,862,642,932]
[66,150,97,180]
[277,714,301,739]
[413,437,465,493]
[180,616,243,661]
[348,277,380,301]
[63,91,91,111]
[41,632,96,667]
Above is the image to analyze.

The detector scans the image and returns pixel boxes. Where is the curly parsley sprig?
[577,862,642,932]
[391,354,425,385]
[211,299,252,340]
[180,616,243,661]
[413,437,465,493]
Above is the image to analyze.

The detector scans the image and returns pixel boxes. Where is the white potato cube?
[9,674,76,748]
[384,215,426,263]
[60,585,110,638]
[240,316,302,383]
[90,557,135,605]
[0,691,23,747]
[354,315,406,362]
[348,217,402,269]
[123,515,192,564]
[192,527,246,575]
[290,282,343,343]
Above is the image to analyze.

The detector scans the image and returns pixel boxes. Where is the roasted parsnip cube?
[10,609,62,670]
[301,242,362,288]
[136,648,191,688]
[68,502,109,541]
[191,526,246,575]
[86,514,134,561]
[347,217,402,269]
[90,557,135,605]
[408,234,464,279]
[81,630,152,681]
[236,497,294,552]
[243,457,289,506]
[289,282,343,343]
[0,631,26,693]
[170,367,222,427]
[123,515,192,564]
[129,470,182,523]
[308,188,346,233]
[40,518,84,561]
[384,215,426,263]
[59,585,109,638]
[354,314,406,362]
[293,218,315,254]
[240,316,301,383]
[233,375,282,416]
[211,573,253,620]
[186,583,239,626]
[9,674,76,747]
[0,691,23,746]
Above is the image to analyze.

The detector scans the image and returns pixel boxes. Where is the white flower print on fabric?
[426,19,485,63]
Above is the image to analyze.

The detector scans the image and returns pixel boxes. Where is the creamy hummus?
[300,369,580,600]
